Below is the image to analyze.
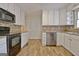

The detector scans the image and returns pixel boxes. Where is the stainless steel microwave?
[0,8,15,23]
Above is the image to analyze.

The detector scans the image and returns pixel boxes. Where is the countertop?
[20,25,28,33]
[42,29,79,36]
[42,25,74,27]
[65,32,79,36]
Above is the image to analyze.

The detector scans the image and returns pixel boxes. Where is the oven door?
[7,33,21,56]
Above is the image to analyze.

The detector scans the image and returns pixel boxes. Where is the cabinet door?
[0,36,7,53]
[53,10,59,25]
[57,33,65,46]
[57,32,62,46]
[21,32,29,48]
[61,33,65,46]
[0,3,8,10]
[42,10,49,25]
[48,10,54,25]
[59,9,67,25]
[14,5,21,25]
[8,3,15,14]
[64,34,71,50]
[71,37,79,55]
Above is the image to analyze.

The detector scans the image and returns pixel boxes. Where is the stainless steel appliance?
[7,33,21,56]
[0,8,15,23]
[46,32,56,46]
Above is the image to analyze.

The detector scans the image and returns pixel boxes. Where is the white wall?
[26,11,42,39]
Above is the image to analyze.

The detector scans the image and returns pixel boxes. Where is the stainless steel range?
[0,26,21,56]
[7,33,21,56]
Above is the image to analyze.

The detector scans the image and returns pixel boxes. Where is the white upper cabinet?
[53,10,59,25]
[0,3,8,10]
[42,10,59,25]
[0,3,26,26]
[59,8,67,25]
[14,4,21,25]
[8,3,15,14]
[42,10,49,25]
[48,10,54,25]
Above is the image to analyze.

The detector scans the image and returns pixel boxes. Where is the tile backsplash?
[42,25,74,32]
[0,20,21,34]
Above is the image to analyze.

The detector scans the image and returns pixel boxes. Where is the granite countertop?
[42,30,68,33]
[65,32,79,36]
[42,25,74,27]
[42,29,79,36]
[20,25,28,33]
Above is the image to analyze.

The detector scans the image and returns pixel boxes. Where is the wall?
[26,10,42,39]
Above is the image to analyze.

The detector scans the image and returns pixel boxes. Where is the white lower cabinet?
[70,35,79,55]
[0,36,7,54]
[21,32,29,48]
[57,32,65,46]
[64,34,79,56]
[64,34,71,51]
[42,33,46,46]
[57,33,79,56]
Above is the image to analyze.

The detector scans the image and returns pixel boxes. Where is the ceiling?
[16,3,69,14]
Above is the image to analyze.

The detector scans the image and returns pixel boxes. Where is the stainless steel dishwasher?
[46,32,57,46]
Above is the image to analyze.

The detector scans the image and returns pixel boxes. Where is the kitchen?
[0,3,79,56]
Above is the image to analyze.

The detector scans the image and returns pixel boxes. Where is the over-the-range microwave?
[0,8,15,23]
